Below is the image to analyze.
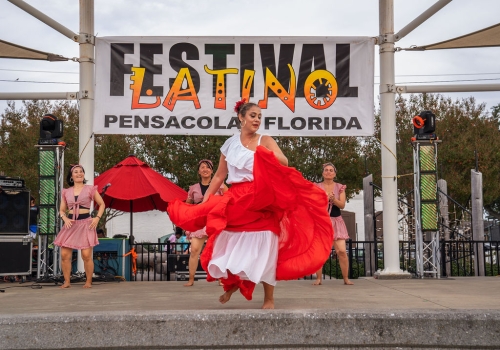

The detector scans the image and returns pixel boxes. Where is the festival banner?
[94,36,375,136]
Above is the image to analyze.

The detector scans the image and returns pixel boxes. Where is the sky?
[0,0,499,117]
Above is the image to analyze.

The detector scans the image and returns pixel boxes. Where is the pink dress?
[315,182,350,241]
[185,183,224,239]
[53,185,99,250]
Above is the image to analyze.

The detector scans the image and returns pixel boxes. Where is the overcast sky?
[1,0,499,117]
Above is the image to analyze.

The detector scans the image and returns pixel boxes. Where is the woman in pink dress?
[313,163,354,286]
[183,159,226,287]
[54,165,105,289]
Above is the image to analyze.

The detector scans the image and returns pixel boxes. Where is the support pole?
[77,0,95,273]
[394,0,452,41]
[7,0,79,41]
[471,170,485,276]
[0,92,77,100]
[396,84,500,94]
[363,175,376,276]
[376,0,409,279]
[438,179,451,277]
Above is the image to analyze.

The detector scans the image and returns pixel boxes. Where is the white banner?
[94,36,375,136]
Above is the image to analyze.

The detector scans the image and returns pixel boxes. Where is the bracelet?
[96,216,101,219]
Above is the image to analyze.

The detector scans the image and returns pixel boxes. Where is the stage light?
[412,111,436,140]
[39,113,63,145]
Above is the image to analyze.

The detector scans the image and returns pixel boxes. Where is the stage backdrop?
[94,36,375,136]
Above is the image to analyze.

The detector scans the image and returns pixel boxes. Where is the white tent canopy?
[406,22,500,51]
[0,39,68,61]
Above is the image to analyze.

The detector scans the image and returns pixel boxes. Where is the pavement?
[1,276,500,349]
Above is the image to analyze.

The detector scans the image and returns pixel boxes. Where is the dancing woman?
[314,163,353,286]
[54,165,105,289]
[183,159,226,287]
[168,100,333,309]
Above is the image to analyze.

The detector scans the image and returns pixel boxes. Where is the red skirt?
[167,146,333,300]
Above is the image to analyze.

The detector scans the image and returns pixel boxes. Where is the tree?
[363,94,500,212]
[276,136,363,199]
[133,134,364,199]
[0,100,136,200]
[0,100,79,196]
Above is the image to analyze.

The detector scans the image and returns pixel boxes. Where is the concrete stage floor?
[1,277,500,349]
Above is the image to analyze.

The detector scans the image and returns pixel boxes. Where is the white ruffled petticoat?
[207,230,279,286]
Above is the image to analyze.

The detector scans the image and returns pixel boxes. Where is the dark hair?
[30,196,35,202]
[96,228,104,234]
[237,102,259,127]
[175,226,184,236]
[198,159,213,171]
[66,165,87,186]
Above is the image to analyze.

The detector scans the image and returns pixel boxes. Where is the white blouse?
[221,134,263,184]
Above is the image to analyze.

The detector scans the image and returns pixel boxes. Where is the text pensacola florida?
[103,114,362,131]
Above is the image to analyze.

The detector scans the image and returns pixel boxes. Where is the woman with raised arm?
[54,165,105,289]
[183,159,226,287]
[168,99,333,309]
[313,163,353,286]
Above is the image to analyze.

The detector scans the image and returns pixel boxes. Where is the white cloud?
[1,0,499,115]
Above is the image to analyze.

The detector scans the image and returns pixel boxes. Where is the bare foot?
[312,280,322,285]
[83,283,92,288]
[218,280,224,286]
[183,281,194,287]
[344,280,354,285]
[262,298,275,309]
[219,287,237,304]
[60,283,71,289]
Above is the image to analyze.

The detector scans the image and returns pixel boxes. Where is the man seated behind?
[171,227,189,254]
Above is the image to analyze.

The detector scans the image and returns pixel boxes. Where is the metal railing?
[128,239,500,281]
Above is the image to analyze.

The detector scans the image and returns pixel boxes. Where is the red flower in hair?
[233,98,247,113]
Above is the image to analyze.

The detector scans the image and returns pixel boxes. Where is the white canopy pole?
[0,92,77,100]
[397,84,500,93]
[77,0,95,273]
[377,0,410,278]
[7,0,79,41]
[395,0,452,41]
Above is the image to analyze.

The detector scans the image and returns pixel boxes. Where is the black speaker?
[0,190,30,234]
[0,236,33,276]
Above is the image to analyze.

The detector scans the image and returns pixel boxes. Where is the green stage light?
[39,178,56,205]
[419,145,436,172]
[421,203,438,231]
[40,150,56,176]
[39,206,57,235]
[38,147,61,236]
[420,174,437,201]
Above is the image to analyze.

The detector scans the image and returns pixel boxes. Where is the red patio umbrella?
[94,155,187,242]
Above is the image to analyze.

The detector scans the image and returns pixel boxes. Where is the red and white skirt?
[168,146,334,300]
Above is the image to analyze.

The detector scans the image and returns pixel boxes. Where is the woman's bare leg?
[60,247,73,288]
[262,282,275,309]
[81,247,94,288]
[184,236,206,287]
[334,240,353,285]
[313,266,323,285]
[219,286,238,304]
